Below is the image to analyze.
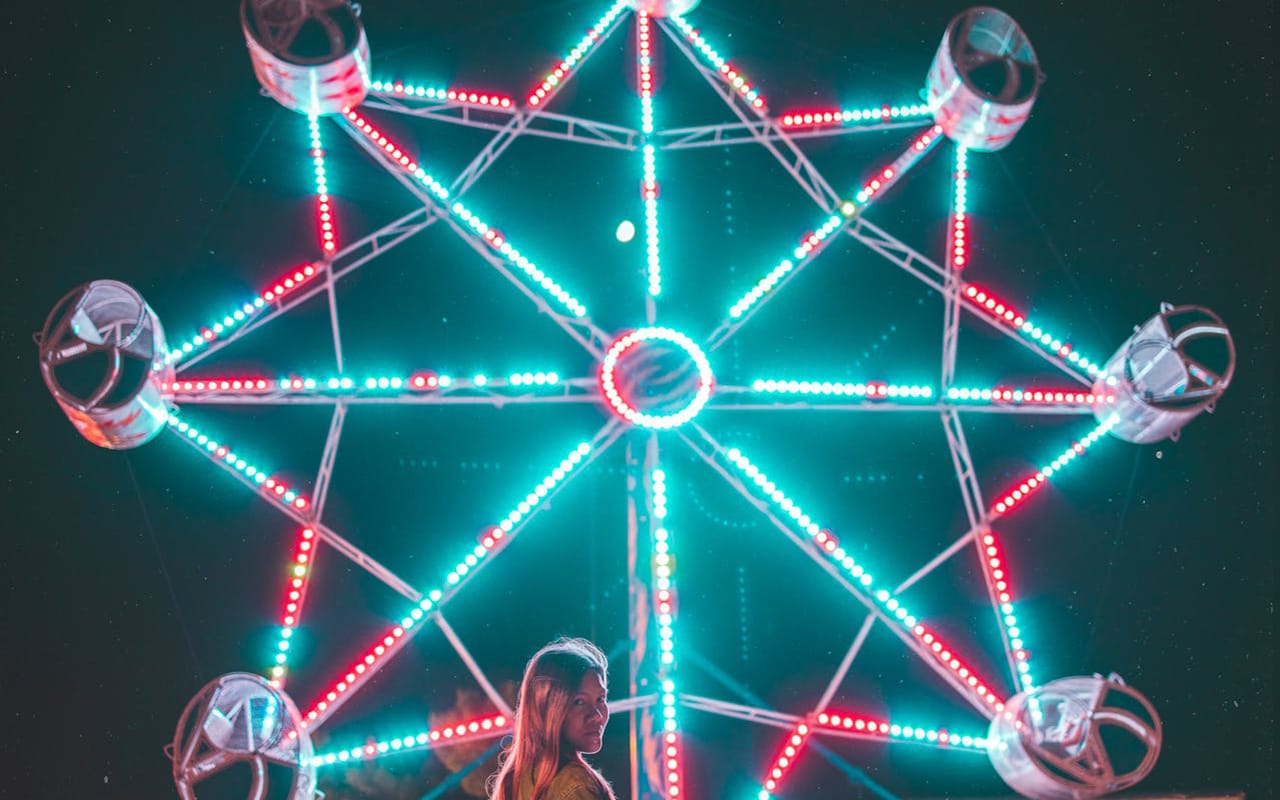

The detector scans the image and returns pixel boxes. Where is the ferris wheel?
[37,0,1236,798]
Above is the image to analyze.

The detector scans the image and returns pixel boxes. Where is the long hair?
[489,637,616,800]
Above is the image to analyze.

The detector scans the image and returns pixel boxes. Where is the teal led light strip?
[299,441,595,726]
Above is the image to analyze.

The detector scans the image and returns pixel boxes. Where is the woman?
[488,637,617,800]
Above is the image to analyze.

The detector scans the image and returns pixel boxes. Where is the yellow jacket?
[514,762,609,800]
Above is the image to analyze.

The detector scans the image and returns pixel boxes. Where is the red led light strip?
[268,526,317,688]
[947,386,1114,405]
[759,722,809,796]
[853,125,943,205]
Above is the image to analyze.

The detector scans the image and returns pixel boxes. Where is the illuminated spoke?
[779,103,933,130]
[668,15,767,112]
[528,0,631,108]
[165,370,593,406]
[949,145,969,270]
[710,212,850,349]
[307,115,339,255]
[637,12,663,302]
[299,422,625,729]
[648,458,686,797]
[850,125,944,208]
[990,414,1119,517]
[166,413,310,512]
[962,283,1106,380]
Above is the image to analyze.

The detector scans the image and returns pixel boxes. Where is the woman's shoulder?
[547,762,610,800]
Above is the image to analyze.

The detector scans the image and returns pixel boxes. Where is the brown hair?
[488,637,615,800]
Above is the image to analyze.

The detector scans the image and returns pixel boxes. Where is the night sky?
[1,1,1273,798]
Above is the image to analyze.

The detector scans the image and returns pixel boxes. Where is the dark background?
[1,1,1273,798]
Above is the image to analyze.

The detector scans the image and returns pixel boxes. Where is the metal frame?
[149,3,1146,796]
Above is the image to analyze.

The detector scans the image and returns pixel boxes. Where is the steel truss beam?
[657,116,932,151]
[678,422,997,718]
[363,94,641,151]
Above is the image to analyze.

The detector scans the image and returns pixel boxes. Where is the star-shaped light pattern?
[142,3,1168,797]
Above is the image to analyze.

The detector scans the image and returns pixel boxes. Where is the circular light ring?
[600,327,713,429]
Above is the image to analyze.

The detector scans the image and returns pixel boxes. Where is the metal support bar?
[846,219,1094,387]
[166,421,425,602]
[434,612,515,717]
[816,614,876,712]
[325,259,345,375]
[175,205,440,373]
[657,116,932,150]
[310,401,347,521]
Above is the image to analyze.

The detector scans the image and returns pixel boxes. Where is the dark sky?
[1,1,1273,798]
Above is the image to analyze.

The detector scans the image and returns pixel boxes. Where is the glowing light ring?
[311,713,510,767]
[599,328,713,429]
[166,414,309,510]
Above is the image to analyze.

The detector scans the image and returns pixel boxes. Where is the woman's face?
[561,670,609,754]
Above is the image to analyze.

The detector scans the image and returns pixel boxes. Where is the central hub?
[600,327,713,429]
